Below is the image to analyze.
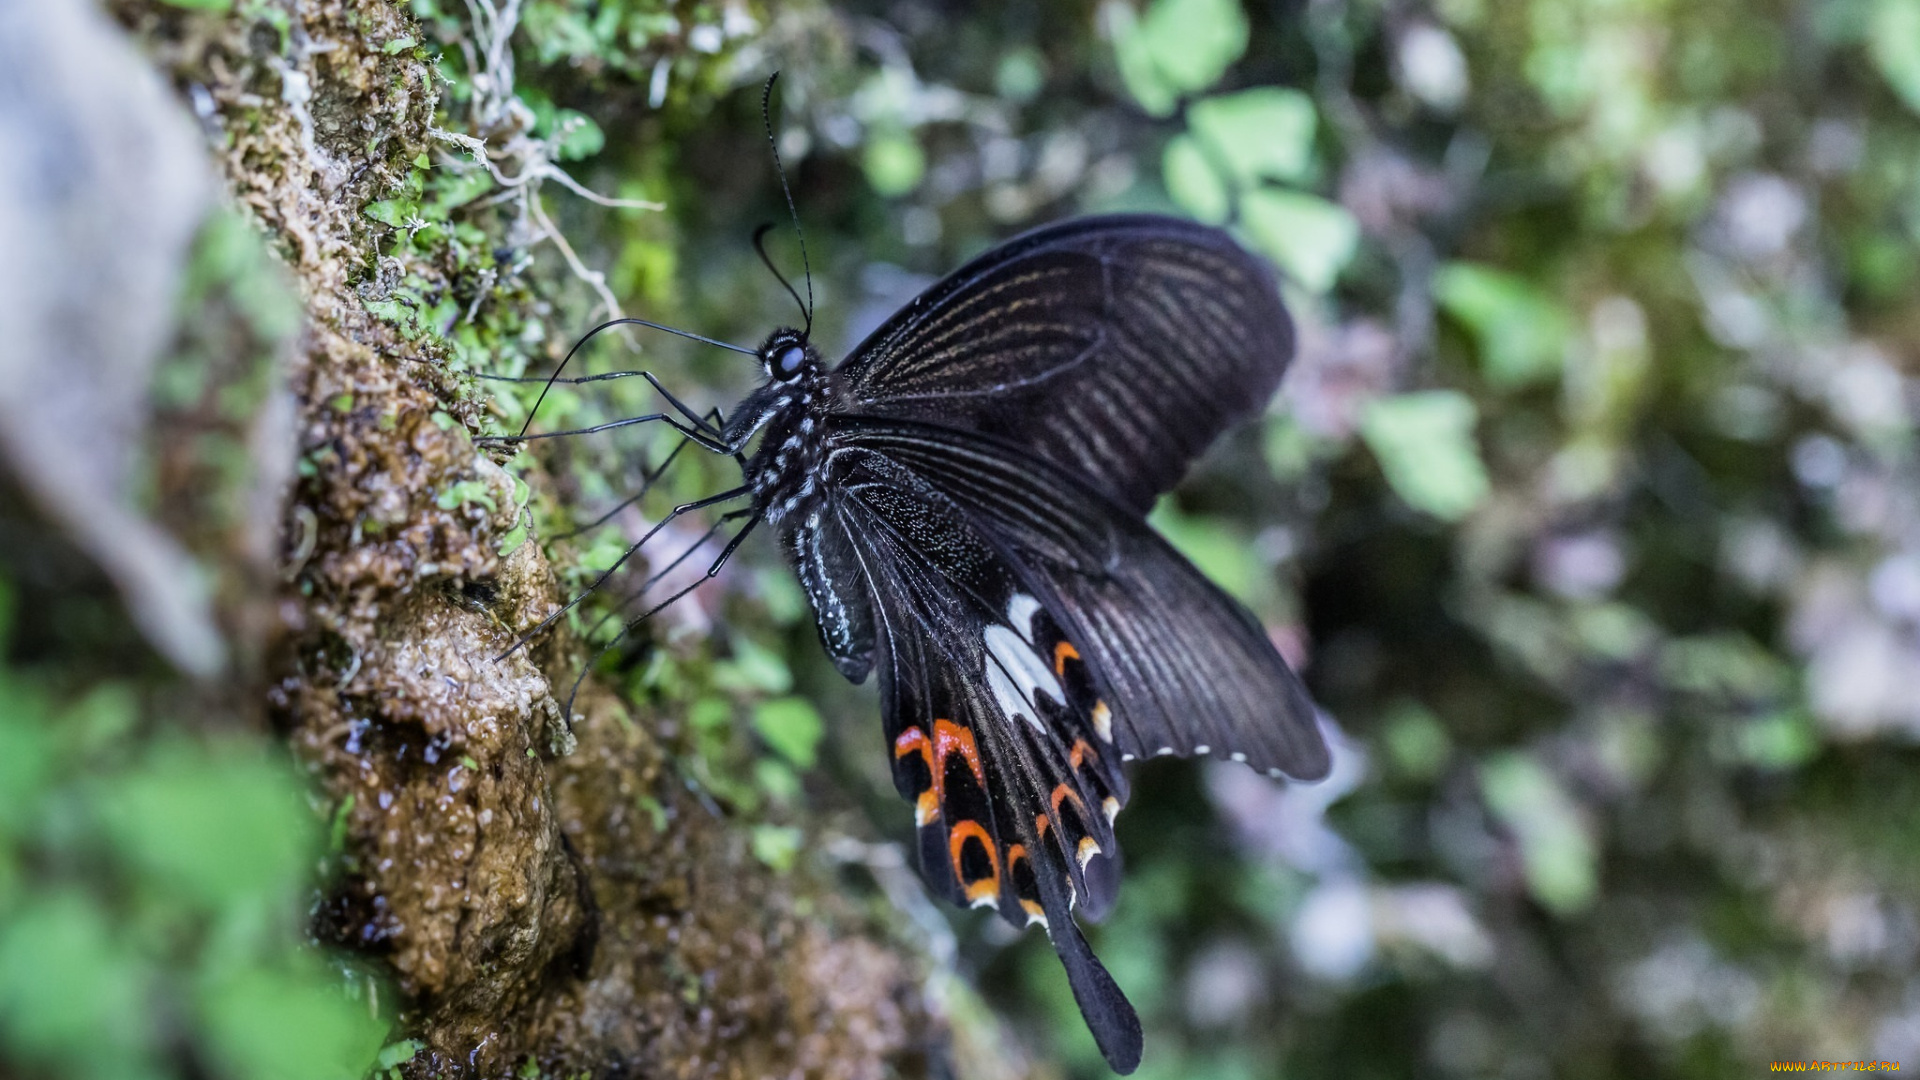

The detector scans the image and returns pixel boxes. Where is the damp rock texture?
[112,1,941,1075]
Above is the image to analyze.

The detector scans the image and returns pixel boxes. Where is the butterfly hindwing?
[837,417,1331,783]
[835,214,1292,515]
[822,445,1142,1070]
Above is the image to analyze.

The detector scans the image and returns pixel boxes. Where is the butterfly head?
[759,328,819,384]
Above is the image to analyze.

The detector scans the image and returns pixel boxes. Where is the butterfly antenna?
[753,223,812,330]
[761,72,814,339]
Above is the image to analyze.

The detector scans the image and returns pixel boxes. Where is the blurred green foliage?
[0,584,386,1080]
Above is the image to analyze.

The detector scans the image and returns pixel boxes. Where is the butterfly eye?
[774,344,807,380]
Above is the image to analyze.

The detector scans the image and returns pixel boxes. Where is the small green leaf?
[199,967,386,1080]
[1381,701,1451,781]
[496,521,528,557]
[435,479,498,514]
[863,131,925,197]
[0,690,56,835]
[714,637,793,695]
[636,794,668,833]
[995,47,1047,103]
[1163,135,1231,225]
[754,758,803,805]
[1113,8,1178,117]
[752,697,824,770]
[1359,391,1490,521]
[0,893,153,1073]
[375,1040,424,1070]
[750,824,803,872]
[1481,753,1596,915]
[1189,88,1318,185]
[1734,710,1818,769]
[1123,0,1250,101]
[1239,187,1358,293]
[551,109,606,161]
[363,200,415,227]
[97,746,316,910]
[382,35,418,54]
[1433,262,1571,387]
[326,793,355,855]
[1147,505,1264,605]
[1871,0,1920,114]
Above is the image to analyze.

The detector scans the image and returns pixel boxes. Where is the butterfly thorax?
[728,329,837,527]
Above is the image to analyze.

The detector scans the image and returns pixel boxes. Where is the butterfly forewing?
[835,215,1293,514]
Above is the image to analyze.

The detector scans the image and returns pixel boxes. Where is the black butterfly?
[490,211,1330,1072]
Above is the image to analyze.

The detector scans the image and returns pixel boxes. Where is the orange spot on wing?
[933,719,986,788]
[894,727,931,763]
[949,819,1001,905]
[1069,739,1095,770]
[1035,813,1050,837]
[1051,782,1088,820]
[1053,640,1081,675]
[895,728,940,824]
[897,721,988,829]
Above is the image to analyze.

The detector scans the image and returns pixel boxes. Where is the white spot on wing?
[1005,593,1042,641]
[1102,797,1120,824]
[1230,752,1247,763]
[1091,701,1113,743]
[1194,744,1211,755]
[985,623,1065,733]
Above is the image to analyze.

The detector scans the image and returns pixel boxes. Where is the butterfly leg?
[575,507,755,644]
[552,407,725,541]
[495,485,751,661]
[559,511,762,724]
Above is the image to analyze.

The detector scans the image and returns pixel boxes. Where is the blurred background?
[4,0,1919,1077]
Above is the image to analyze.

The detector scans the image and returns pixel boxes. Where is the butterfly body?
[719,214,1328,1073]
